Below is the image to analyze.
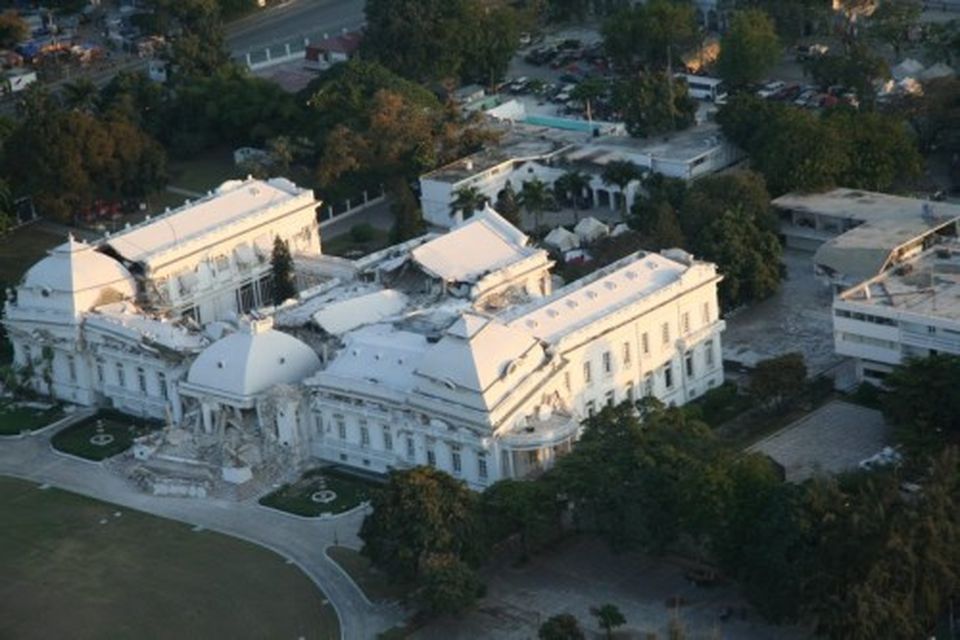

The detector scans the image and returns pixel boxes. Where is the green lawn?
[260,468,377,517]
[0,224,63,287]
[326,546,407,603]
[0,402,64,437]
[0,476,338,640]
[51,412,160,461]
[322,227,391,258]
[167,148,242,194]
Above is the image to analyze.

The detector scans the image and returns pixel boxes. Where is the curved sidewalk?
[0,432,404,639]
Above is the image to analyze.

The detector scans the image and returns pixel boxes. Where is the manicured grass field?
[51,412,159,461]
[260,468,377,517]
[0,476,338,640]
[326,546,407,603]
[0,224,62,287]
[167,148,241,194]
[0,402,64,436]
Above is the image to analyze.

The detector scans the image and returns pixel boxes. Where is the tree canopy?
[362,0,524,85]
[717,95,921,195]
[717,8,782,89]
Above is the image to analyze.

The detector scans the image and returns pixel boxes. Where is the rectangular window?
[96,358,105,384]
[406,436,415,459]
[360,425,370,447]
[116,363,126,388]
[67,355,76,382]
[662,323,670,345]
[705,339,715,367]
[427,449,436,467]
[626,384,635,403]
[564,371,571,391]
[641,332,650,356]
[237,282,255,313]
[478,452,488,479]
[682,312,691,334]
[702,301,711,324]
[602,351,612,374]
[583,361,592,384]
[157,372,168,400]
[664,363,674,389]
[685,352,694,378]
[604,390,615,407]
[585,400,596,417]
[137,367,147,394]
[623,342,631,366]
[383,425,393,451]
[22,344,32,364]
[337,419,346,440]
[644,373,654,396]
[452,445,462,474]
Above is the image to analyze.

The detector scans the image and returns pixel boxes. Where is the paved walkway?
[0,431,405,639]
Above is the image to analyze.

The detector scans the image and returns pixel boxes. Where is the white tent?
[574,217,610,243]
[891,58,924,81]
[611,223,631,237]
[920,63,955,81]
[543,226,580,253]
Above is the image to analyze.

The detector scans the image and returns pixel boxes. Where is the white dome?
[187,322,321,399]
[20,237,137,314]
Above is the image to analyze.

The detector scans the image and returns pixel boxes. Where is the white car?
[756,81,785,99]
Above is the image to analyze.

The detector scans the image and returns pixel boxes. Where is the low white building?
[4,196,725,491]
[420,125,743,229]
[774,189,960,290]
[834,239,960,384]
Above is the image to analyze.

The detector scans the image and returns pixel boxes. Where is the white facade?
[420,125,743,230]
[4,177,322,419]
[834,240,960,384]
[5,198,724,492]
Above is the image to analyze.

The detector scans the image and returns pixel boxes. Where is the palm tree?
[556,170,592,207]
[519,178,554,231]
[601,160,644,220]
[62,78,99,114]
[450,186,488,220]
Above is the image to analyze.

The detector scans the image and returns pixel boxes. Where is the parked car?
[773,83,802,101]
[795,43,829,61]
[756,80,785,99]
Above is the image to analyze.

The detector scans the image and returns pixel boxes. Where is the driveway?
[0,430,405,640]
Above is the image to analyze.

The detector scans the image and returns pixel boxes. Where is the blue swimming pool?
[524,114,600,132]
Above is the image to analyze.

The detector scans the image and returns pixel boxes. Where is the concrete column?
[265,48,272,61]
[245,53,252,67]
[327,205,335,219]
[285,43,291,57]
[362,190,369,204]
[345,199,352,211]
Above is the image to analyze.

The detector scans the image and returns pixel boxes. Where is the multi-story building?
[834,239,960,384]
[4,192,725,492]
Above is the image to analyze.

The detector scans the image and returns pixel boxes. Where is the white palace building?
[3,177,725,492]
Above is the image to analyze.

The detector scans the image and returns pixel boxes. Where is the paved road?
[227,0,366,56]
[0,430,405,639]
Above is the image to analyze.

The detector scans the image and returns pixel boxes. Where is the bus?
[676,74,727,104]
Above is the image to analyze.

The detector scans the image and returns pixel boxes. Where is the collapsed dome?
[19,237,137,314]
[186,322,321,399]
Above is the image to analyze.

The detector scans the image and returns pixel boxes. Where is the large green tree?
[867,0,922,58]
[603,0,697,73]
[417,552,485,615]
[883,354,960,454]
[4,90,167,222]
[716,8,781,89]
[0,11,27,49]
[612,73,697,138]
[695,206,783,308]
[270,236,297,304]
[363,0,522,85]
[359,466,485,583]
